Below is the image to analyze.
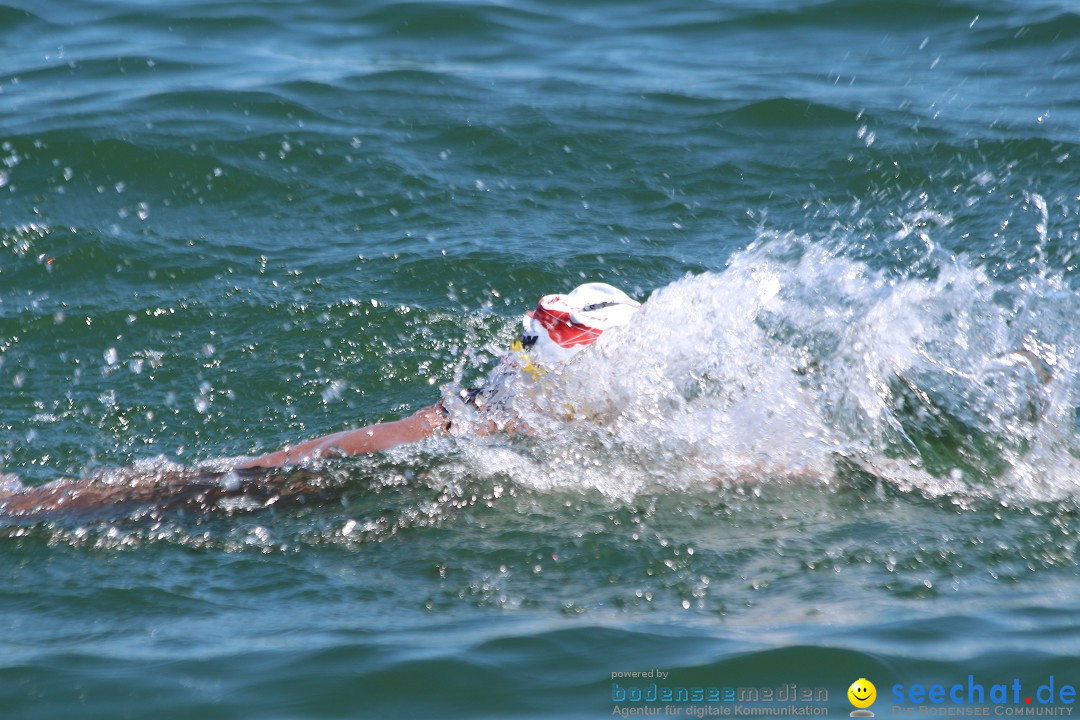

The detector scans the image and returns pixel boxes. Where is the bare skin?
[0,395,532,520]
[0,405,450,520]
[0,464,333,519]
[234,404,448,469]
[0,346,1054,520]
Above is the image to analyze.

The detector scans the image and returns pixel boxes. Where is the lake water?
[1,0,1079,717]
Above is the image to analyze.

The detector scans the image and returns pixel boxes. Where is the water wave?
[449,235,1080,504]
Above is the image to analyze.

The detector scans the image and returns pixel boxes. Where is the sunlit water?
[1,0,1079,717]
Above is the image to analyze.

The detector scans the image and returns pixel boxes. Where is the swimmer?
[0,283,642,518]
[234,282,642,468]
[0,281,1060,519]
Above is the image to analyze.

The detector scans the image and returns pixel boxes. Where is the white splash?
[448,234,1080,503]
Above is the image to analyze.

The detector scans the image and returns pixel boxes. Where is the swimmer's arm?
[234,404,447,469]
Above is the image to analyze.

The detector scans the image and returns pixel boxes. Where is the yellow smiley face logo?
[848,678,876,709]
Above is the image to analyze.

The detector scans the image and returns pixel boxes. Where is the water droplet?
[219,471,241,491]
[321,380,348,403]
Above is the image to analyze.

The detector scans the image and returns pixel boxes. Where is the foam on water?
[447,233,1080,504]
[3,233,1076,531]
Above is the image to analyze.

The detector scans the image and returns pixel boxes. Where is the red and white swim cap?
[520,283,641,366]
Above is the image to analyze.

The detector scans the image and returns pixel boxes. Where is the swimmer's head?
[520,282,641,366]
